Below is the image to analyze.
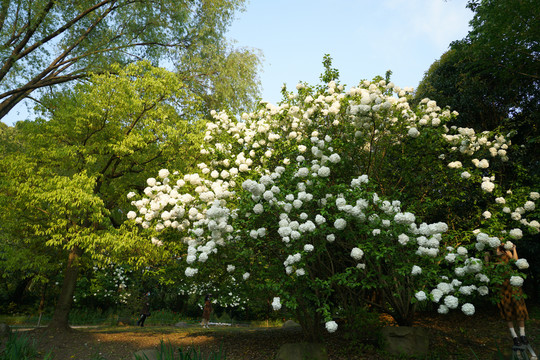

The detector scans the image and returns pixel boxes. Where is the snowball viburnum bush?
[126,65,538,335]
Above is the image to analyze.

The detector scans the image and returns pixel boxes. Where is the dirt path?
[6,304,540,360]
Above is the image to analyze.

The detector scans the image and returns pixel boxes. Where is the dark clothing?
[136,297,151,327]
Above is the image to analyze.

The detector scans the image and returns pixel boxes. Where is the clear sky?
[2,0,473,126]
[227,0,474,104]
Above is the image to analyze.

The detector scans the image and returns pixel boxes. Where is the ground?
[4,304,540,360]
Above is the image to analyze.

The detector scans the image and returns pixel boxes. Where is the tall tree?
[0,0,260,121]
[0,62,206,330]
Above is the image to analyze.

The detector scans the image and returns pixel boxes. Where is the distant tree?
[416,0,539,184]
[0,0,260,121]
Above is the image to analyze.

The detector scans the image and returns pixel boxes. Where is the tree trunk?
[48,245,82,331]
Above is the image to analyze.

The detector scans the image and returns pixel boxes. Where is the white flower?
[185,267,198,277]
[461,303,475,316]
[408,127,420,138]
[271,297,282,311]
[495,197,506,204]
[448,161,462,169]
[431,289,443,302]
[127,211,137,220]
[411,265,422,276]
[415,291,427,301]
[147,177,157,187]
[530,192,540,200]
[444,295,459,309]
[457,246,468,256]
[509,228,523,239]
[253,204,264,214]
[318,166,331,177]
[327,234,336,242]
[461,171,471,179]
[329,154,341,163]
[524,201,535,211]
[325,321,338,333]
[515,259,529,270]
[481,181,495,193]
[445,253,457,263]
[350,247,364,260]
[334,218,347,230]
[482,211,491,219]
[510,276,524,287]
[438,305,449,314]
[398,234,409,246]
[243,272,250,280]
[315,214,326,224]
[478,286,489,296]
[227,265,235,272]
[304,244,314,252]
[158,169,170,179]
[127,191,137,199]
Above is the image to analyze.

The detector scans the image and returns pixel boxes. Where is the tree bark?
[48,245,83,331]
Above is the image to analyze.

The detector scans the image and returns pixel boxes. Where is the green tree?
[415,0,539,183]
[0,0,260,120]
[0,62,206,329]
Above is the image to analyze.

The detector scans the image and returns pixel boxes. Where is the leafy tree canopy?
[0,0,260,120]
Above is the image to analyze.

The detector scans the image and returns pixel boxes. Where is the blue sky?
[2,0,473,126]
[228,0,474,104]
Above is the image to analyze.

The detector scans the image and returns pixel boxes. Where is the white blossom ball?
[327,234,336,242]
[509,228,523,239]
[329,154,341,163]
[461,303,475,316]
[253,204,264,214]
[415,291,427,301]
[481,181,495,193]
[318,166,331,177]
[444,295,459,309]
[243,272,250,280]
[438,305,449,314]
[158,169,170,179]
[127,211,137,220]
[515,259,529,270]
[271,297,282,311]
[530,192,540,200]
[408,127,420,138]
[227,265,235,272]
[524,201,535,211]
[334,218,347,230]
[510,276,524,287]
[411,265,422,276]
[147,177,157,187]
[185,267,198,277]
[325,321,338,333]
[304,244,314,252]
[461,171,471,179]
[350,247,364,260]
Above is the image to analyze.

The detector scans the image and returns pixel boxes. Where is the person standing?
[201,294,212,329]
[493,242,530,348]
[136,292,151,327]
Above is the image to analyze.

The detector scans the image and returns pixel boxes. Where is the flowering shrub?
[126,62,538,338]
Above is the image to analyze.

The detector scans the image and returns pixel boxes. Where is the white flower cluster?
[271,297,282,311]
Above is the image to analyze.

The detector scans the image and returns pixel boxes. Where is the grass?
[0,332,53,360]
[133,340,227,360]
